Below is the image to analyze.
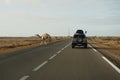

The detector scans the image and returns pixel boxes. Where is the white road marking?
[102,56,120,74]
[33,61,48,71]
[49,54,57,60]
[65,44,68,47]
[19,75,29,80]
[88,44,97,52]
[67,42,72,47]
[88,44,92,47]
[19,42,71,80]
[60,43,71,52]
[57,50,61,54]
[50,42,71,59]
[92,48,97,52]
[33,42,71,72]
[89,44,120,74]
[61,48,65,51]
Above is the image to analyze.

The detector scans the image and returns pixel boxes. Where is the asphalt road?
[0,40,120,80]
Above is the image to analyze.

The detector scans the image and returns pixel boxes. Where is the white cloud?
[0,0,15,5]
[22,0,48,8]
[0,0,48,8]
[5,0,10,4]
[50,0,119,5]
[51,0,74,2]
[71,0,118,8]
[0,0,120,36]
[0,0,8,4]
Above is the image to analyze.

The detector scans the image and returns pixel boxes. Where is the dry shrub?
[88,36,120,48]
[0,37,41,49]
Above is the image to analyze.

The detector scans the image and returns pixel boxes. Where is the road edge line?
[102,56,120,74]
[89,44,120,74]
[19,75,30,80]
[88,44,97,52]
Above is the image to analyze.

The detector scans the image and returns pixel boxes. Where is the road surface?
[0,40,120,80]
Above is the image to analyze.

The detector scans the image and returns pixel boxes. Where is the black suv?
[72,30,87,48]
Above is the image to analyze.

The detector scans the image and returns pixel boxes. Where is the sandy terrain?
[0,37,69,55]
[88,37,120,67]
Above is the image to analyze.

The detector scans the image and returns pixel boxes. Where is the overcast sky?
[0,0,120,36]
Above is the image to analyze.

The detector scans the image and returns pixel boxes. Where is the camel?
[41,33,52,45]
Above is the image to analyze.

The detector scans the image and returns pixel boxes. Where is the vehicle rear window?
[76,30,84,34]
[74,35,85,38]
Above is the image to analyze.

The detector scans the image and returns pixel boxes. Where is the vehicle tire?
[72,44,75,48]
[84,43,87,48]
